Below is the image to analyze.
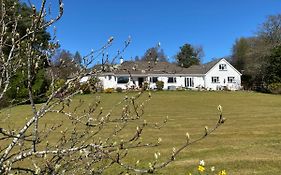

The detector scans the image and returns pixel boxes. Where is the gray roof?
[94,59,222,76]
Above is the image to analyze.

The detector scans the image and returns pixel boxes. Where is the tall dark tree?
[141,47,167,62]
[264,45,281,85]
[176,44,202,68]
[231,38,250,71]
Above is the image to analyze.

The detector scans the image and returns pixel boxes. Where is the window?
[150,77,158,83]
[212,77,219,83]
[219,64,227,71]
[185,77,194,87]
[117,77,129,84]
[228,77,235,83]
[167,77,177,83]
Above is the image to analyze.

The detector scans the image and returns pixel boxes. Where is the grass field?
[1,91,281,174]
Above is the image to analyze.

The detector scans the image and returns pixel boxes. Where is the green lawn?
[1,91,281,174]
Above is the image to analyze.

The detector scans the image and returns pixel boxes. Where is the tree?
[258,14,281,47]
[230,14,281,90]
[231,38,250,71]
[141,47,167,62]
[264,45,281,85]
[74,51,82,66]
[0,1,224,174]
[50,50,80,80]
[0,0,52,105]
[176,43,202,68]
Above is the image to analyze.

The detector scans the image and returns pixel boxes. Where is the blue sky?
[30,0,281,63]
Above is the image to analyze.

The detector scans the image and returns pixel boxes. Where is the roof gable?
[205,58,242,75]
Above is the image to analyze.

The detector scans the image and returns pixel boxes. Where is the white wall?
[149,75,204,90]
[99,75,117,89]
[204,59,241,90]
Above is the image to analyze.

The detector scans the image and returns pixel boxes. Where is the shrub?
[104,88,114,93]
[46,79,66,97]
[268,82,281,94]
[80,83,91,94]
[156,81,164,90]
[142,82,149,91]
[116,87,122,93]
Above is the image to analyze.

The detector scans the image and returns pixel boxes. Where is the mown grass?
[1,91,281,174]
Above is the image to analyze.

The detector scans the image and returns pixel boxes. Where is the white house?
[92,58,242,91]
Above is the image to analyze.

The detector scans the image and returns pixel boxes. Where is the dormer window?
[219,64,227,71]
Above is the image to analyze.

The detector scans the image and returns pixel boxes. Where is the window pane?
[117,77,129,84]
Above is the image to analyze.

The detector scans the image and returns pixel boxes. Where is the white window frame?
[219,64,227,71]
[228,76,235,83]
[211,77,220,83]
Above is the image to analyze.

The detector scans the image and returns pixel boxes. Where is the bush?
[46,79,66,97]
[116,87,122,93]
[142,82,149,91]
[268,82,281,94]
[80,83,91,94]
[156,81,164,90]
[104,88,114,93]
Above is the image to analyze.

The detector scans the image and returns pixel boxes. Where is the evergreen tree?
[264,46,281,85]
[176,44,202,68]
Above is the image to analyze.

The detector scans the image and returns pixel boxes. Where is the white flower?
[211,166,215,172]
[199,160,205,166]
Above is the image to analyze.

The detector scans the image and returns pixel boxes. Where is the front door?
[138,77,144,88]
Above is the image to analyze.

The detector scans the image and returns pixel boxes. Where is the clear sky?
[30,0,281,63]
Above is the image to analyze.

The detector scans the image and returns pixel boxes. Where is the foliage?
[1,0,52,104]
[264,45,281,85]
[104,88,114,93]
[45,79,66,97]
[176,43,203,68]
[143,81,149,90]
[116,87,123,93]
[231,37,250,71]
[156,81,164,90]
[231,14,281,90]
[267,83,281,94]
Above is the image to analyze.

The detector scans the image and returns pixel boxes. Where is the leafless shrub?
[0,1,225,174]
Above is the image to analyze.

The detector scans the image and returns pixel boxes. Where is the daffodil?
[198,165,205,172]
[219,170,227,175]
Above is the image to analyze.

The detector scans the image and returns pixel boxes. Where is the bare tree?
[0,0,225,174]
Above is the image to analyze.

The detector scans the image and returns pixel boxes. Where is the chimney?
[120,57,124,64]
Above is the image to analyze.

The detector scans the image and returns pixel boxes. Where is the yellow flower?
[198,165,205,172]
[219,170,227,175]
